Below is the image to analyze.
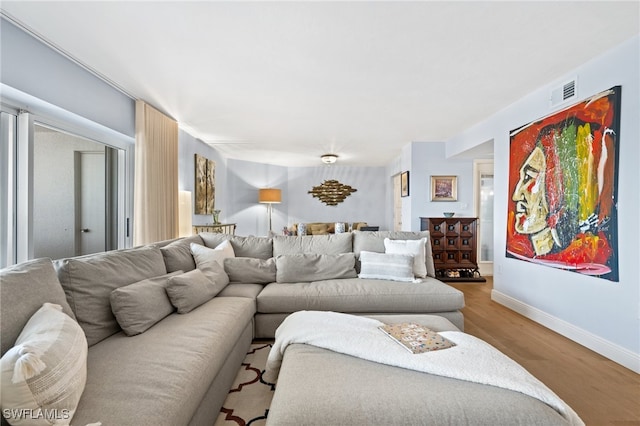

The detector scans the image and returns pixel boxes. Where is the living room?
[0,1,639,425]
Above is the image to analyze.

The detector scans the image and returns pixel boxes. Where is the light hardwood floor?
[449,277,640,426]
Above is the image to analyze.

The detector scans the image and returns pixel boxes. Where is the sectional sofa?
[1,230,464,426]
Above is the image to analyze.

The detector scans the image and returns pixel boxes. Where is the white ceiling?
[2,1,638,166]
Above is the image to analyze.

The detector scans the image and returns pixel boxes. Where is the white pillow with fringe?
[0,303,92,426]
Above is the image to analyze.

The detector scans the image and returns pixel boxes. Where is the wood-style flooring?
[449,277,640,426]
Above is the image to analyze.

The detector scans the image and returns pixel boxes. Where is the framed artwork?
[194,154,215,214]
[431,176,457,201]
[400,171,410,197]
[506,86,620,282]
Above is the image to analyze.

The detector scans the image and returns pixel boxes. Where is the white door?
[474,160,494,276]
[393,174,402,231]
[76,151,106,255]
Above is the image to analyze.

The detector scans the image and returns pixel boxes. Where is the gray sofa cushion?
[199,232,231,250]
[229,236,274,259]
[275,253,357,283]
[167,269,221,314]
[70,297,255,426]
[273,233,353,256]
[353,230,436,278]
[224,257,276,284]
[160,235,203,272]
[257,277,464,314]
[217,283,264,299]
[0,258,76,356]
[199,234,274,259]
[55,246,167,347]
[110,271,181,336]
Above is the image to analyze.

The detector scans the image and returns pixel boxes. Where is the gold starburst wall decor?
[308,180,357,206]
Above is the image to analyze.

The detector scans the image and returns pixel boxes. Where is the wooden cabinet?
[420,217,484,282]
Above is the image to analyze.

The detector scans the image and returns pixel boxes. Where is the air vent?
[563,80,575,99]
[550,77,578,107]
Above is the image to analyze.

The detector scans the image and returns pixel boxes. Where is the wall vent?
[550,77,577,107]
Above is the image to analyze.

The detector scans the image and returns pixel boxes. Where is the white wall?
[446,36,640,371]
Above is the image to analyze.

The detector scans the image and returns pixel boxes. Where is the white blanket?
[264,311,584,426]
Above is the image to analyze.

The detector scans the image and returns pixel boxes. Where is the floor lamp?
[258,188,281,233]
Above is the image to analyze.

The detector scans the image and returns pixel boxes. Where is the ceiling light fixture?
[321,154,338,164]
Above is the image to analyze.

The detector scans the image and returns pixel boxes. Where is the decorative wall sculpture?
[195,153,215,214]
[506,86,620,282]
[308,180,357,206]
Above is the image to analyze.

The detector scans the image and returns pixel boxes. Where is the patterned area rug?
[214,343,275,426]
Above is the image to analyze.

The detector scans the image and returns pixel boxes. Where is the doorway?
[393,173,402,231]
[75,151,106,255]
[474,160,494,276]
[33,124,116,259]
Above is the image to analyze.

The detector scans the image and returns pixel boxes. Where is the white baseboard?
[491,289,640,374]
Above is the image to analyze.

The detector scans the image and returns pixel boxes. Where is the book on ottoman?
[379,323,456,354]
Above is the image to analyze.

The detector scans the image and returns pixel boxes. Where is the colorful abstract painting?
[195,154,215,215]
[506,86,620,282]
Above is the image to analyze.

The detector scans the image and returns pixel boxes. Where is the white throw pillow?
[1,303,88,426]
[358,251,416,282]
[190,240,235,269]
[383,238,428,278]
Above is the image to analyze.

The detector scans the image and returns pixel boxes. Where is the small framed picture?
[431,175,457,201]
[400,171,410,197]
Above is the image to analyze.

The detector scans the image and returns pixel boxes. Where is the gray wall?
[0,17,135,137]
[287,165,387,231]
[409,142,474,230]
[446,35,640,370]
[225,159,288,237]
[178,129,230,228]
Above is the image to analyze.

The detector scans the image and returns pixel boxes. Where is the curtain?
[133,100,179,245]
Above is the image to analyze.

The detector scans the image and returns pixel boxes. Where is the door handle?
[80,228,90,233]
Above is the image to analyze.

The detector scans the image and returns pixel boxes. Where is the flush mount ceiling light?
[321,154,338,164]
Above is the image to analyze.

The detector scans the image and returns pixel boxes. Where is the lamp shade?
[258,188,282,204]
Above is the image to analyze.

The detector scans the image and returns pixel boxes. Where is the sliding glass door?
[0,105,131,266]
[0,111,17,268]
[32,124,120,258]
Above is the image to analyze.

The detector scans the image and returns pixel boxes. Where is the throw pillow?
[190,242,231,290]
[1,303,88,426]
[228,236,274,259]
[166,269,220,314]
[224,257,276,284]
[383,238,428,278]
[0,257,76,357]
[358,251,416,282]
[110,271,182,336]
[191,240,235,269]
[160,235,203,272]
[275,253,358,283]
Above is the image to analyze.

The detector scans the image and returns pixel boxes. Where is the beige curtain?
[133,100,179,245]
